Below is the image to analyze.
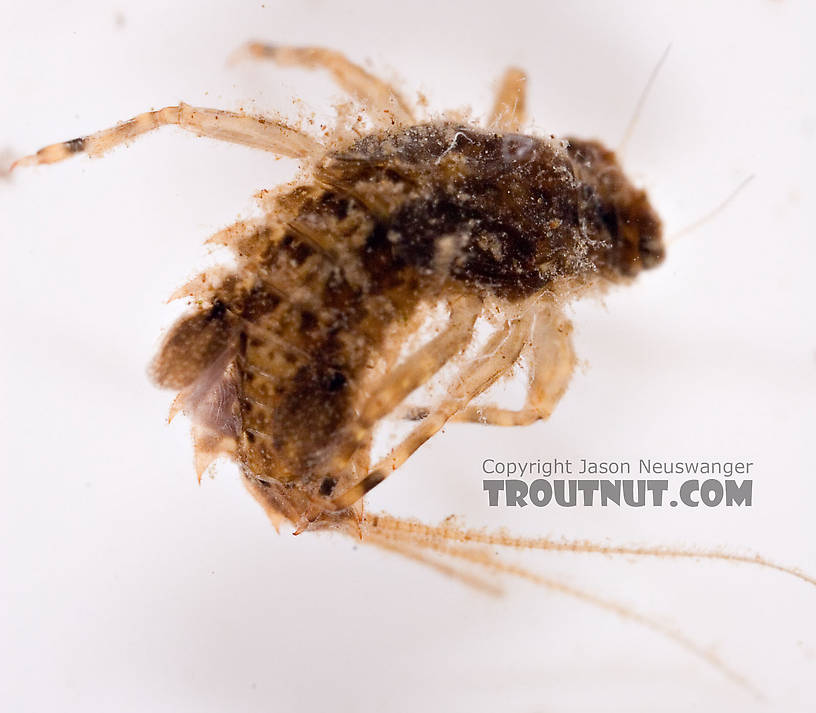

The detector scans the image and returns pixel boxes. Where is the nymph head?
[565,137,665,281]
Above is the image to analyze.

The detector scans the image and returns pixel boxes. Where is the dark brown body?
[150,122,663,526]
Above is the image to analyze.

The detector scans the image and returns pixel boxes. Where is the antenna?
[618,43,672,157]
[669,174,755,244]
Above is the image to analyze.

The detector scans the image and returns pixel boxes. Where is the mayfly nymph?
[16,45,816,689]
[14,44,664,535]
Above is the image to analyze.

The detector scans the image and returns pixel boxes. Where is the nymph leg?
[454,305,574,425]
[487,67,527,132]
[13,104,322,168]
[326,295,483,477]
[236,43,415,125]
[333,311,533,508]
[401,304,574,426]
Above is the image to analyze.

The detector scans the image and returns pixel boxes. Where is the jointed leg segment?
[488,67,528,132]
[237,43,416,126]
[326,296,482,479]
[13,103,322,168]
[454,306,574,425]
[333,311,534,508]
[402,305,575,427]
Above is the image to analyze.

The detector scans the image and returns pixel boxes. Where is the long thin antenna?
[669,174,755,243]
[618,43,672,156]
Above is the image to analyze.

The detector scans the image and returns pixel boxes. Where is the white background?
[2,1,815,711]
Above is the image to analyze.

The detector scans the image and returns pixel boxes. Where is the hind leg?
[236,43,415,126]
[13,103,321,168]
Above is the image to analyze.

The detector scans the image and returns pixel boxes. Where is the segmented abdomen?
[228,185,426,490]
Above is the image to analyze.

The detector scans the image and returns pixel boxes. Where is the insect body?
[17,46,816,691]
[14,45,664,534]
[167,120,664,532]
